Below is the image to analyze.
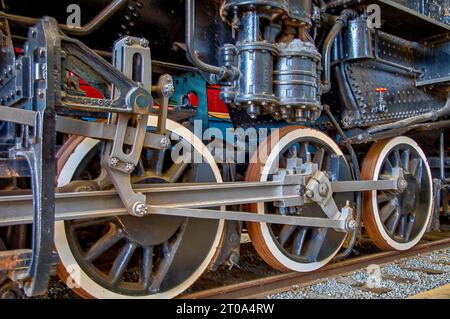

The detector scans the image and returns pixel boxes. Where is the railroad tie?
[400,267,445,275]
[336,276,391,295]
[381,274,417,284]
[351,282,391,295]
[429,260,450,266]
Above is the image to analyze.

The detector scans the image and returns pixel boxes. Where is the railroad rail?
[181,236,450,299]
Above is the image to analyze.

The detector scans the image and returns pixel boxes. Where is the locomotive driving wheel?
[246,126,354,272]
[54,116,224,298]
[361,136,433,251]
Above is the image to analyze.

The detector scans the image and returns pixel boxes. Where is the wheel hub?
[117,176,183,246]
[398,174,419,215]
[116,215,184,247]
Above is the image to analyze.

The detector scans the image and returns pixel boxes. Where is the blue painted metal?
[171,72,209,133]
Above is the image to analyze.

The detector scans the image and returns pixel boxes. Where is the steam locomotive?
[0,0,448,298]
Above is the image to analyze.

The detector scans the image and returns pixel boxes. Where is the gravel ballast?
[267,248,450,299]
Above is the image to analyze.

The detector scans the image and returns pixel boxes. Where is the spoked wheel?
[54,116,224,298]
[361,136,433,251]
[246,126,354,272]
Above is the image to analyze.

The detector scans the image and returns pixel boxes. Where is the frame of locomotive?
[0,0,449,298]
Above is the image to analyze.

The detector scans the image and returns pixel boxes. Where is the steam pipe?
[185,0,234,80]
[0,0,127,36]
[321,9,358,94]
[367,93,450,135]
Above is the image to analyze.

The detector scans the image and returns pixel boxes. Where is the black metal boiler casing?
[4,0,187,62]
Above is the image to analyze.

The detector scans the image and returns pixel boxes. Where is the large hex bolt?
[163,82,175,98]
[125,36,134,46]
[132,201,148,217]
[160,137,170,148]
[346,219,357,231]
[125,162,136,172]
[109,157,119,167]
[397,177,408,192]
[139,38,149,48]
[318,183,329,197]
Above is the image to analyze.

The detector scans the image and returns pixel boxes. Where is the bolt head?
[133,202,148,216]
[398,177,408,191]
[318,183,329,197]
[347,219,357,230]
[163,83,175,97]
[160,137,170,148]
[109,157,119,167]
[139,38,149,47]
[305,189,314,198]
[125,162,135,172]
[124,37,134,45]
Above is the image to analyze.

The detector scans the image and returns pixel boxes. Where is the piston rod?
[0,178,399,227]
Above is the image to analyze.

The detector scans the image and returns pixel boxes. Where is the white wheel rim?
[257,128,346,272]
[370,136,433,251]
[55,116,224,298]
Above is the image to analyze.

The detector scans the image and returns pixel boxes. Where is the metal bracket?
[0,105,167,150]
[306,171,341,219]
[148,74,174,176]
[104,36,156,217]
[8,18,59,297]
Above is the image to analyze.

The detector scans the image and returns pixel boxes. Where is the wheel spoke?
[392,149,401,167]
[401,149,410,172]
[386,210,401,235]
[293,227,308,256]
[300,142,311,162]
[84,224,124,262]
[140,246,154,291]
[164,162,188,183]
[398,215,407,239]
[378,191,394,203]
[312,147,325,169]
[383,158,393,171]
[414,159,423,186]
[409,158,420,176]
[278,225,297,246]
[380,200,397,223]
[150,222,187,292]
[108,241,137,287]
[404,214,415,241]
[152,149,166,176]
[288,144,298,158]
[304,228,327,261]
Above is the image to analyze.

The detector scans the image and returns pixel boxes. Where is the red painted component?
[188,91,199,107]
[207,85,228,113]
[79,79,104,99]
[375,87,388,93]
[67,72,104,98]
[14,47,24,54]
